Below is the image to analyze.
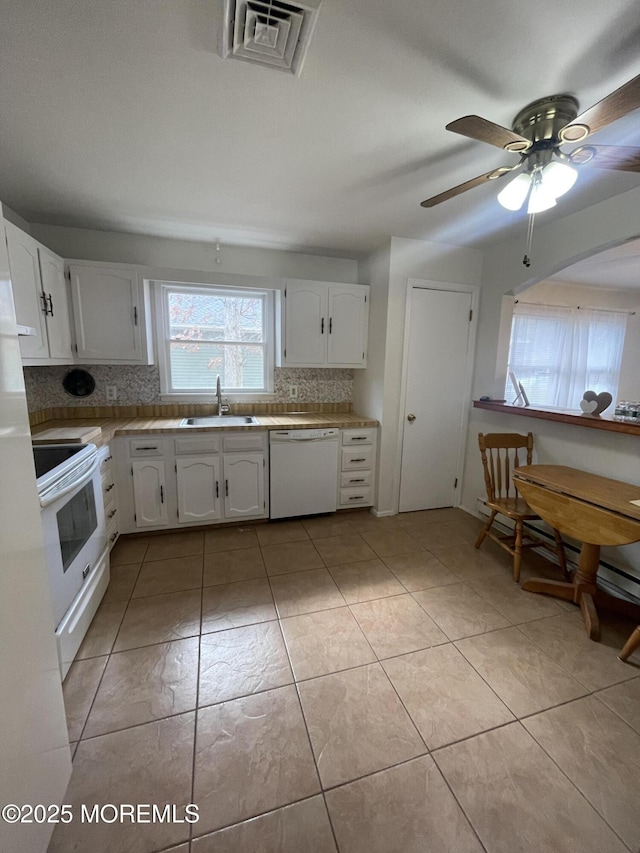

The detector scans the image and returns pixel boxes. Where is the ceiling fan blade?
[420,166,515,208]
[560,73,640,142]
[569,144,640,172]
[446,116,532,152]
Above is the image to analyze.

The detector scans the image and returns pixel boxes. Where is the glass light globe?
[497,173,531,211]
[541,161,578,199]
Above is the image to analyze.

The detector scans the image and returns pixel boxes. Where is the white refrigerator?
[0,207,72,853]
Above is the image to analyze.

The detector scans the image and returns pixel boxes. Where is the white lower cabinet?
[176,457,221,523]
[131,459,168,528]
[116,432,268,533]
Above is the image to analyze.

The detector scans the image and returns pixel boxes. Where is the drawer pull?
[105,483,115,492]
[350,436,368,441]
[348,496,364,501]
[107,509,117,519]
[136,445,159,451]
[350,478,365,483]
[350,458,366,463]
[109,532,119,544]
[102,455,113,463]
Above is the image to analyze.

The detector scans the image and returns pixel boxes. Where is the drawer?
[339,486,372,507]
[340,470,372,488]
[174,435,221,455]
[342,428,375,446]
[341,446,373,470]
[129,437,163,457]
[223,433,265,453]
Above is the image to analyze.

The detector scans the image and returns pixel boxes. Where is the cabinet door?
[176,456,221,523]
[327,286,368,366]
[284,282,327,365]
[5,222,49,359]
[38,247,73,360]
[132,460,168,528]
[223,453,265,518]
[69,265,143,362]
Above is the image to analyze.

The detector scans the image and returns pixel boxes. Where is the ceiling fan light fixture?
[527,178,557,214]
[559,123,590,142]
[541,160,578,199]
[497,173,531,211]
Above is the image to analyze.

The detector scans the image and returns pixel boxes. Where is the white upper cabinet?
[69,263,153,364]
[5,222,74,364]
[279,280,369,368]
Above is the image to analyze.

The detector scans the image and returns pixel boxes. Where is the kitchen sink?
[180,416,260,427]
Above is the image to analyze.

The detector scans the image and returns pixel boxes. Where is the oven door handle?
[39,456,100,507]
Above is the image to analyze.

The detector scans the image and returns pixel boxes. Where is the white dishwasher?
[269,429,340,519]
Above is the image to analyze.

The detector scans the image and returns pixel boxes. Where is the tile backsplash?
[23,365,354,411]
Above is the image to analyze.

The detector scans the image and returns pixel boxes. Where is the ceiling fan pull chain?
[523,212,535,268]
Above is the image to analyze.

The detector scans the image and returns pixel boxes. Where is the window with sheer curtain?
[505,303,628,409]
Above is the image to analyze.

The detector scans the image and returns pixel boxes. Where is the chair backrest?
[478,432,534,502]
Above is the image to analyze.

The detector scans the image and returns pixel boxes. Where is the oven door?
[40,459,107,628]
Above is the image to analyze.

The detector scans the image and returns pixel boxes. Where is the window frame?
[154,281,276,399]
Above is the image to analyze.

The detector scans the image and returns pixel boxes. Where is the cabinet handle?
[407,413,416,422]
[133,306,138,326]
[47,293,54,316]
[350,478,365,483]
[40,292,49,315]
[321,317,325,334]
[105,483,115,492]
[350,436,368,441]
[348,496,364,501]
[160,485,164,503]
[104,455,113,462]
[216,481,219,498]
[107,509,117,519]
[225,480,229,497]
[329,317,332,334]
[136,446,158,451]
[109,532,119,543]
[350,458,366,463]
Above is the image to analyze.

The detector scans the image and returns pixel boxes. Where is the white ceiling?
[1,0,640,256]
[549,237,640,290]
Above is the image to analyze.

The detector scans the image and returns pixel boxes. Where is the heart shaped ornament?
[580,390,613,416]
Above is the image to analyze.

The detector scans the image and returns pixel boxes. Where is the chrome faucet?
[215,376,230,417]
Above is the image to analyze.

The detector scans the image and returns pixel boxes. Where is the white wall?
[0,205,72,853]
[462,186,640,587]
[30,224,359,283]
[355,236,483,514]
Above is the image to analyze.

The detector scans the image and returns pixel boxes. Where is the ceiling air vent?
[220,0,321,76]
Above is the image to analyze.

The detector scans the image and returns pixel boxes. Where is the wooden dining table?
[512,465,640,641]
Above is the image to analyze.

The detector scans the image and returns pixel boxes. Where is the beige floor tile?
[469,573,565,624]
[524,696,640,850]
[83,638,199,738]
[519,612,639,692]
[48,713,195,853]
[429,544,506,581]
[62,656,108,741]
[298,663,425,788]
[280,607,375,680]
[455,627,587,717]
[360,528,425,558]
[203,547,266,586]
[302,515,355,539]
[262,540,325,576]
[75,600,128,659]
[132,554,203,598]
[413,583,509,641]
[204,526,259,553]
[110,536,149,566]
[313,534,377,567]
[596,677,640,734]
[191,796,337,852]
[350,594,447,659]
[256,520,310,546]
[199,622,293,706]
[194,686,320,835]
[396,508,466,527]
[102,563,140,603]
[344,512,400,534]
[270,569,346,618]
[383,551,458,592]
[401,522,472,550]
[434,723,628,853]
[114,589,201,652]
[329,559,405,604]
[382,644,514,749]
[144,530,204,562]
[201,578,276,633]
[325,755,483,853]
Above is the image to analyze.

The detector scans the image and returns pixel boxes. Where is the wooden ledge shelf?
[473,400,640,437]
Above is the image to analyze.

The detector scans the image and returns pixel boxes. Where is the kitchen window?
[156,282,274,396]
[506,302,628,409]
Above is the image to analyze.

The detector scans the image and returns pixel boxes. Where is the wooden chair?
[475,432,567,583]
[619,626,640,662]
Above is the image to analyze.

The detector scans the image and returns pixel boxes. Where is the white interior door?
[399,287,473,512]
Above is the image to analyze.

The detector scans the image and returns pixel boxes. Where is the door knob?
[407,413,416,422]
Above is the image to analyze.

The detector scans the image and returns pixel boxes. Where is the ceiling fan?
[420,73,640,217]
